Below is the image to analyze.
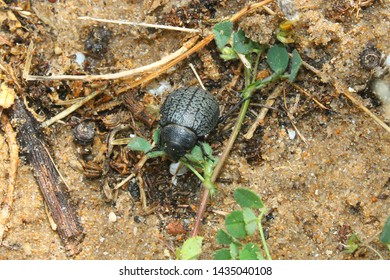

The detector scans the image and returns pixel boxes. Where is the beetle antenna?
[218,97,251,124]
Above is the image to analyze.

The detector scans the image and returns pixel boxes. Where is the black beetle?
[159,86,220,161]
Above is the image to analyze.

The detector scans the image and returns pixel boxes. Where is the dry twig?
[189,63,206,90]
[117,0,275,93]
[78,16,201,33]
[41,86,106,127]
[336,84,390,134]
[244,83,285,139]
[291,83,329,110]
[23,36,199,81]
[10,99,84,255]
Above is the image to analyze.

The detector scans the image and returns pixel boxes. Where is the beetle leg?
[218,96,252,124]
[197,143,214,162]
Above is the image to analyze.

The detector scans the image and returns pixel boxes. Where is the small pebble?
[287,128,296,140]
[169,162,188,176]
[75,52,86,68]
[166,220,186,235]
[54,46,62,55]
[108,211,117,223]
[164,249,171,258]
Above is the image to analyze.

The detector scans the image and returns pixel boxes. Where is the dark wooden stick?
[10,99,84,256]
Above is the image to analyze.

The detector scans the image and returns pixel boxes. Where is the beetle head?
[159,124,197,161]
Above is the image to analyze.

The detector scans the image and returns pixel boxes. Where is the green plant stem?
[181,161,205,182]
[192,65,255,238]
[191,70,282,237]
[257,207,272,260]
[212,77,255,181]
[211,52,261,180]
[363,243,383,260]
[181,159,216,198]
[244,64,252,89]
[192,187,210,237]
[251,51,263,84]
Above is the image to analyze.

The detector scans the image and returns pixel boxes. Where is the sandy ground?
[0,0,389,260]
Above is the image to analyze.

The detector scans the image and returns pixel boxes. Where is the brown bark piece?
[10,99,84,256]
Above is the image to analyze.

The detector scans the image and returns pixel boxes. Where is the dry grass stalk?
[301,59,390,134]
[78,16,201,33]
[114,173,135,190]
[24,36,199,81]
[117,33,215,93]
[336,84,390,134]
[41,87,106,127]
[189,63,206,90]
[117,0,275,93]
[291,83,329,110]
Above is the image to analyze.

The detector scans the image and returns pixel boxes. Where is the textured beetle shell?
[160,87,220,136]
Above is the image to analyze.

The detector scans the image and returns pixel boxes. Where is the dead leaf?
[0,83,15,108]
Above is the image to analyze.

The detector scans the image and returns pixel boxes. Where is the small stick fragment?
[78,16,201,33]
[337,85,390,134]
[301,58,390,134]
[244,83,284,139]
[287,115,308,144]
[0,114,19,244]
[136,173,148,211]
[211,209,229,216]
[134,154,149,171]
[291,83,329,110]
[22,41,34,80]
[189,63,206,90]
[301,60,332,83]
[41,87,105,127]
[10,99,84,255]
[0,34,13,47]
[114,173,135,190]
